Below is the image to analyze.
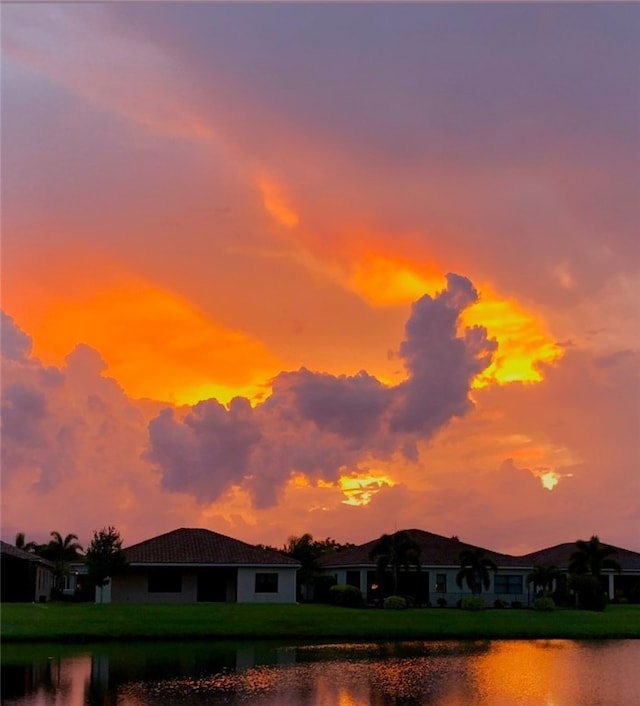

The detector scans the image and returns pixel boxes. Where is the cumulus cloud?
[146,274,495,506]
[0,311,196,544]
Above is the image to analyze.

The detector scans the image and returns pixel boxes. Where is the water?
[2,639,638,705]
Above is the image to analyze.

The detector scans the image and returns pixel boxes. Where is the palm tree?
[456,547,497,595]
[569,536,621,577]
[527,564,562,597]
[369,530,421,596]
[42,531,84,591]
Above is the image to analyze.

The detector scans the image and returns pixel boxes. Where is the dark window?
[494,575,523,595]
[148,568,182,593]
[346,571,361,589]
[435,573,447,593]
[255,573,279,593]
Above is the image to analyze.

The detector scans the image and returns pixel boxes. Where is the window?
[255,573,279,593]
[148,568,182,593]
[494,575,523,595]
[346,571,361,590]
[435,574,447,593]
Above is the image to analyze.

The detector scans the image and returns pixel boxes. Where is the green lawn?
[2,602,639,642]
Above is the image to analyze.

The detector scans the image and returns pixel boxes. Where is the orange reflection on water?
[471,640,566,705]
[24,655,92,706]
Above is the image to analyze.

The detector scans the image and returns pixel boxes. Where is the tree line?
[14,527,127,597]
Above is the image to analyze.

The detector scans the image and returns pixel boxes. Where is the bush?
[383,595,407,610]
[328,584,364,607]
[510,601,523,609]
[533,597,556,611]
[461,596,485,611]
[436,597,447,608]
[494,599,508,609]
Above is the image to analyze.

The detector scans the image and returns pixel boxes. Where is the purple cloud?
[145,275,495,505]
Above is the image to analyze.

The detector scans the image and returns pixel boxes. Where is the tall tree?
[569,536,621,577]
[568,535,620,611]
[85,526,128,602]
[456,547,497,595]
[369,531,421,596]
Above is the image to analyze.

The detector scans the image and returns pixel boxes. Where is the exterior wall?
[110,568,199,604]
[322,567,534,606]
[237,567,297,603]
[108,566,297,604]
[34,565,54,602]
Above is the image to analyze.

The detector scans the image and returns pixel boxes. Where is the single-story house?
[0,540,55,602]
[519,542,640,603]
[100,527,300,604]
[319,529,640,606]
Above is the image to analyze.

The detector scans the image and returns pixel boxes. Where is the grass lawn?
[2,602,639,643]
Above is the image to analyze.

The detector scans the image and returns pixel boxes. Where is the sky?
[1,1,639,556]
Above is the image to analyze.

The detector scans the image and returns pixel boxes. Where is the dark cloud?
[145,275,494,506]
[391,273,496,433]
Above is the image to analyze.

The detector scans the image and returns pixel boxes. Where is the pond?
[2,639,638,705]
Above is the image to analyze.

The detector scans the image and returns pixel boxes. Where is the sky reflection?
[2,640,639,706]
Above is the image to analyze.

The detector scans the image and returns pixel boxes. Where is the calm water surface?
[2,639,638,705]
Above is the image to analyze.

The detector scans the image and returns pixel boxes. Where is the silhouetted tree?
[14,532,39,553]
[86,526,127,602]
[527,564,562,597]
[569,535,620,610]
[456,547,497,595]
[569,536,621,577]
[40,531,84,592]
[369,531,421,597]
[283,534,353,601]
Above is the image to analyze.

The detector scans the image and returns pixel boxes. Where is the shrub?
[493,599,508,609]
[328,584,364,607]
[533,597,556,611]
[436,597,447,608]
[383,595,407,610]
[510,601,523,609]
[461,596,485,611]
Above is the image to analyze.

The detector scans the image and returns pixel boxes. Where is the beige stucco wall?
[107,566,297,603]
[237,567,297,603]
[110,568,199,603]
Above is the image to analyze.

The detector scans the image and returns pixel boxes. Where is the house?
[319,529,640,606]
[520,542,640,603]
[318,529,527,606]
[100,528,300,604]
[0,540,55,602]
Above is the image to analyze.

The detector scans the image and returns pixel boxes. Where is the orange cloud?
[462,293,563,387]
[3,253,282,405]
[342,249,562,387]
[257,174,300,229]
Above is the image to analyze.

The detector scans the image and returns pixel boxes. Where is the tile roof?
[124,528,300,566]
[319,529,521,569]
[0,540,55,567]
[319,530,640,571]
[519,542,640,572]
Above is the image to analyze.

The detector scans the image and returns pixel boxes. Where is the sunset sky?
[2,2,639,555]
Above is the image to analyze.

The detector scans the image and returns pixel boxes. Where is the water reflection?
[2,639,639,706]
